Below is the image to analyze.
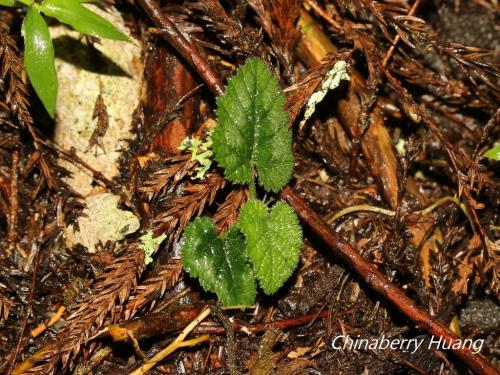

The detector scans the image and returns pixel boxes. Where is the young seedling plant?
[181,58,303,306]
[0,0,129,118]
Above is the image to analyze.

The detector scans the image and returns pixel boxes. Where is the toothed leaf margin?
[239,199,302,294]
[212,58,294,192]
[181,217,257,306]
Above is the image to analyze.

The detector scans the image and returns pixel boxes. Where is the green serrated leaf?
[0,0,16,7]
[239,199,302,295]
[22,8,57,118]
[181,217,257,306]
[483,144,500,161]
[213,57,294,192]
[40,0,130,41]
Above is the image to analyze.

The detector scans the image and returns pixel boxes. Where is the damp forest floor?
[0,1,499,374]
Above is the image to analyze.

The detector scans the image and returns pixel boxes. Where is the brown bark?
[137,0,224,97]
[143,42,198,153]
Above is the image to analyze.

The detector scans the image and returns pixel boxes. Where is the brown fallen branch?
[280,186,499,375]
[100,306,329,342]
[136,0,224,97]
[130,306,212,375]
[136,2,499,374]
[104,306,203,342]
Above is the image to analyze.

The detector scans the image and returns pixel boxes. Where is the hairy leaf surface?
[181,217,256,306]
[40,0,130,41]
[239,199,302,294]
[22,8,57,118]
[213,58,294,192]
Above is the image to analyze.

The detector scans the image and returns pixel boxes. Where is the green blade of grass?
[40,0,130,41]
[22,7,58,118]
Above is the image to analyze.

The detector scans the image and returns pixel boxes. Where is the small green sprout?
[181,58,303,306]
[2,0,130,118]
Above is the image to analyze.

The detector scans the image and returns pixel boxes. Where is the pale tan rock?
[65,192,140,251]
[51,4,142,194]
[50,6,143,251]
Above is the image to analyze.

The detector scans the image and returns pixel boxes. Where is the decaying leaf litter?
[0,0,499,374]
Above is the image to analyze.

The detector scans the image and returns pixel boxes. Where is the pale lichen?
[139,231,167,265]
[178,130,214,179]
[300,60,350,128]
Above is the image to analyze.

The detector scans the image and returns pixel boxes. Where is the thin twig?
[129,307,212,374]
[326,196,473,229]
[136,0,225,96]
[304,0,342,31]
[7,241,42,375]
[280,186,499,375]
[382,0,422,67]
[30,305,66,338]
[195,309,330,335]
[38,137,118,193]
[7,150,19,255]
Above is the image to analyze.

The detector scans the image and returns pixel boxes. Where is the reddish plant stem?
[103,307,328,341]
[136,0,225,97]
[134,5,498,373]
[195,309,330,335]
[280,186,499,375]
